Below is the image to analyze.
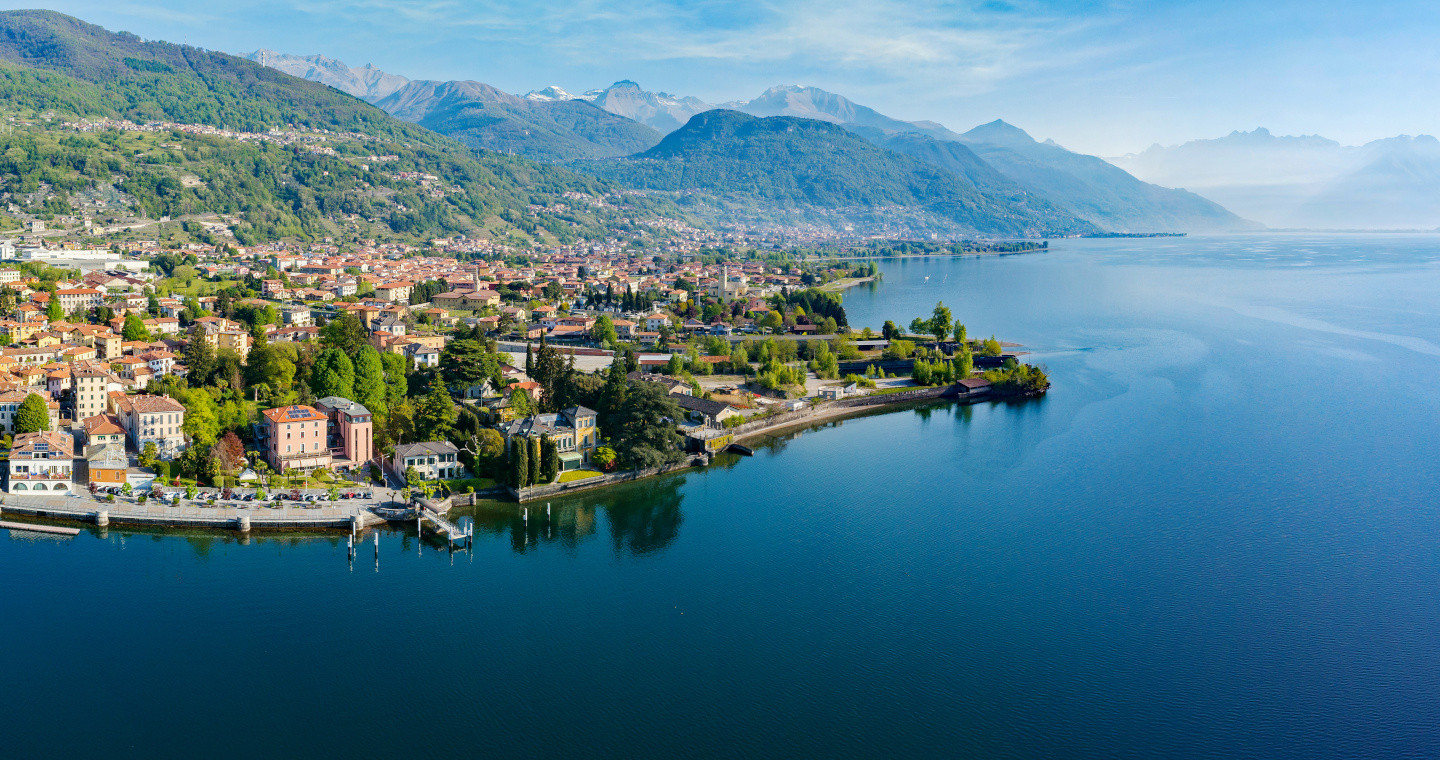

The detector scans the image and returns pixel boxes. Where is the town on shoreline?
[0,235,1049,534]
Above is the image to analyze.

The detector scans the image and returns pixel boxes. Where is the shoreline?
[0,388,1036,535]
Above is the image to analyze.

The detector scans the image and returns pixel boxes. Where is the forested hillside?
[0,10,675,245]
[579,110,1096,238]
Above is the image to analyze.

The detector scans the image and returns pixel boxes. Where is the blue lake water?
[5,234,1440,758]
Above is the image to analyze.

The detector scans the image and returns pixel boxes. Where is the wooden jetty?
[0,520,80,536]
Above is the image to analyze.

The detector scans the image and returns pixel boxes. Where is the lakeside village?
[0,236,1048,524]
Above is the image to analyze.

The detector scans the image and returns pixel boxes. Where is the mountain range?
[1110,129,1440,229]
[249,53,1251,234]
[579,110,1096,238]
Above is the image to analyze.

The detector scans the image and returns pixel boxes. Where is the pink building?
[314,396,375,471]
[259,405,332,472]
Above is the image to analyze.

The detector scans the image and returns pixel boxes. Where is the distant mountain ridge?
[1110,128,1440,229]
[246,49,409,100]
[373,79,661,161]
[579,110,1097,239]
[574,80,714,134]
[247,52,1254,233]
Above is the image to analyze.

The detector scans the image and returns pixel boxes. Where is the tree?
[214,431,245,474]
[761,310,783,331]
[122,313,151,341]
[526,436,541,487]
[472,428,505,460]
[352,346,387,414]
[610,381,685,469]
[244,342,296,396]
[982,336,1003,357]
[509,438,529,488]
[378,399,416,451]
[729,342,750,375]
[882,320,900,340]
[953,321,967,344]
[531,340,568,412]
[138,441,158,468]
[321,312,368,355]
[13,393,48,433]
[509,388,535,418]
[310,348,356,400]
[540,435,559,483]
[592,446,617,471]
[46,297,61,323]
[415,383,457,442]
[438,337,499,394]
[929,302,952,342]
[597,360,629,439]
[590,315,617,347]
[180,388,221,446]
[954,345,975,377]
[183,332,216,385]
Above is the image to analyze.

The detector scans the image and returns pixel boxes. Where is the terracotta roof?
[262,405,326,423]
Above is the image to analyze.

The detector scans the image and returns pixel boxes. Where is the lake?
[5,234,1440,758]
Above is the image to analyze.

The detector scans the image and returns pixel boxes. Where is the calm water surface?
[5,234,1440,759]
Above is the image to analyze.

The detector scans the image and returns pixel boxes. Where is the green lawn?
[557,470,602,483]
[446,477,498,492]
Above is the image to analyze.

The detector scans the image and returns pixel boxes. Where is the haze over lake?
[6,235,1438,759]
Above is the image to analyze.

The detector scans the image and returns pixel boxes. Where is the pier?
[0,494,388,532]
[415,498,472,547]
[0,519,80,536]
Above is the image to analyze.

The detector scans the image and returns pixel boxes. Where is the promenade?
[0,492,394,530]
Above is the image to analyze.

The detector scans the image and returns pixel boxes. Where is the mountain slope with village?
[0,10,696,248]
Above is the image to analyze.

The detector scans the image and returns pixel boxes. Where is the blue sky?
[11,0,1440,154]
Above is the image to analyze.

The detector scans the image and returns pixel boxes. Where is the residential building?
[109,393,187,458]
[7,430,74,494]
[500,406,599,471]
[258,405,332,472]
[673,394,742,427]
[393,441,462,481]
[72,367,121,419]
[82,413,127,451]
[55,287,103,313]
[314,396,375,472]
[86,445,128,488]
[0,389,60,434]
[375,281,413,302]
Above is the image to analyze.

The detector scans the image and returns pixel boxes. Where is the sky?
[8,0,1440,155]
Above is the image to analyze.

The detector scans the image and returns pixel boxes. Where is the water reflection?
[604,476,685,556]
[455,474,687,556]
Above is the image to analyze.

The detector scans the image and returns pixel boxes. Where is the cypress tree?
[510,438,528,488]
[528,436,541,487]
[540,435,559,484]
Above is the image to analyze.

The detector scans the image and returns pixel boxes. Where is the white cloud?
[284,0,1124,97]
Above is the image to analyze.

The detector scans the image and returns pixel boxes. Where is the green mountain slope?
[373,79,660,161]
[578,110,1096,238]
[0,10,660,244]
